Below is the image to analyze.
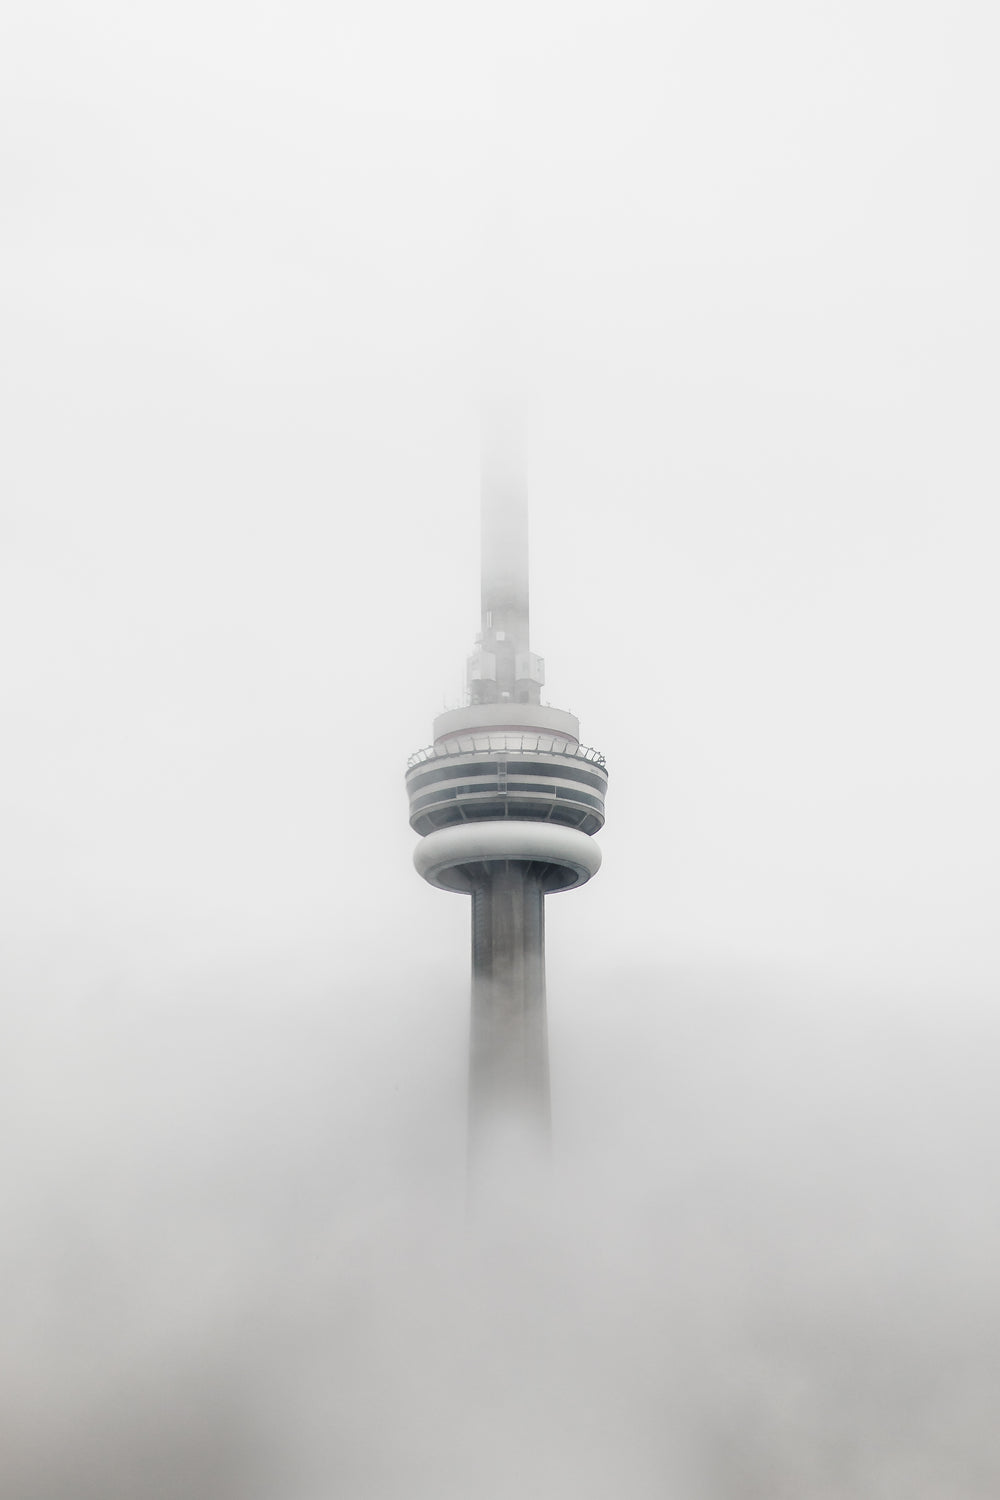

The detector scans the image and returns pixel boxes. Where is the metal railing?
[407,736,607,771]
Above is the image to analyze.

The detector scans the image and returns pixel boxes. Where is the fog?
[3,1,999,1495]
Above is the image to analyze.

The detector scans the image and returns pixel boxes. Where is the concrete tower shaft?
[471,867,549,1137]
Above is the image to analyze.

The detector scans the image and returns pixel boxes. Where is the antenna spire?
[471,412,542,705]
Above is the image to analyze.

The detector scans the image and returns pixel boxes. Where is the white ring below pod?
[413,820,602,893]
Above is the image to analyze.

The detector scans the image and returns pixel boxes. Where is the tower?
[405,440,607,1160]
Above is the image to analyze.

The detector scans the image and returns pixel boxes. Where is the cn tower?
[405,434,607,1156]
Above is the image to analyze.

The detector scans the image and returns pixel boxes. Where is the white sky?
[3,2,999,1494]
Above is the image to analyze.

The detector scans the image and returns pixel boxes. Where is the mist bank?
[3,959,997,1498]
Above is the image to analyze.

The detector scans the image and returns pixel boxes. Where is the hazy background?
[3,2,999,1495]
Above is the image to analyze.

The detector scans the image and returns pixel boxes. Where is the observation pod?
[407,704,607,844]
[406,446,607,1158]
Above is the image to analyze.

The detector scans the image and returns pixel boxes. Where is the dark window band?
[407,757,607,796]
[409,782,606,818]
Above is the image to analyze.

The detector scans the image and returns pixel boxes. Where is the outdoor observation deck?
[405,732,608,838]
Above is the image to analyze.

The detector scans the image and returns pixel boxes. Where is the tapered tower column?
[470,866,549,1140]
[406,446,607,1159]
